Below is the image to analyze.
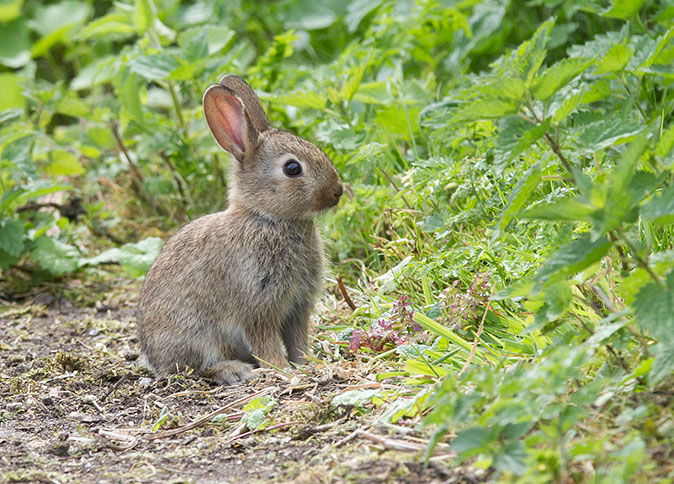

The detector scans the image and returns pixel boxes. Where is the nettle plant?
[418,14,674,477]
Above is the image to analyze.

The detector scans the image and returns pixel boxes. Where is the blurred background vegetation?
[1,0,673,481]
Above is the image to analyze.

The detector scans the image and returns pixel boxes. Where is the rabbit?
[136,75,343,385]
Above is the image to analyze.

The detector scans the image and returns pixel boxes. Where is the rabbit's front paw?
[202,360,255,386]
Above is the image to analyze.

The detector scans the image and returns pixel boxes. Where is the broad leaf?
[642,186,674,225]
[534,234,612,286]
[31,237,79,275]
[531,58,591,101]
[633,271,674,345]
[0,219,24,257]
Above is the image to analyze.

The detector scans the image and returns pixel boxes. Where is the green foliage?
[1,0,673,480]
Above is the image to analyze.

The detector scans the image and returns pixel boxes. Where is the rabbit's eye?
[283,160,302,177]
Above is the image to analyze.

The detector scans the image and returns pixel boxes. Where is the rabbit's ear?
[203,85,257,162]
[218,75,271,133]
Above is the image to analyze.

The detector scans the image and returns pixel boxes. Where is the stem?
[168,80,186,130]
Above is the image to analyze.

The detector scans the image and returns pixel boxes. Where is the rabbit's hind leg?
[201,360,256,385]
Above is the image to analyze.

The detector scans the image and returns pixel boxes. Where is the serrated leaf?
[531,58,591,100]
[574,118,644,154]
[511,19,553,82]
[642,186,674,225]
[78,13,135,40]
[602,0,647,19]
[340,60,369,102]
[633,271,674,345]
[438,99,520,127]
[534,233,612,286]
[481,77,526,101]
[655,123,674,165]
[450,426,491,455]
[493,441,527,476]
[596,43,633,74]
[31,237,79,275]
[607,134,648,207]
[0,219,24,257]
[551,89,584,124]
[520,197,596,222]
[499,164,542,231]
[129,53,179,81]
[493,118,549,172]
[353,81,392,105]
[649,343,674,386]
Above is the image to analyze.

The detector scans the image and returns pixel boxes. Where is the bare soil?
[0,279,483,484]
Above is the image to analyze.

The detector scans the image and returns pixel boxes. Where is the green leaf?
[550,89,584,124]
[0,219,24,257]
[404,359,450,377]
[574,118,644,154]
[607,134,648,206]
[493,441,527,476]
[0,0,22,21]
[353,81,392,105]
[78,13,136,40]
[596,43,633,74]
[438,99,521,127]
[499,164,542,231]
[655,123,674,166]
[450,426,491,455]
[117,237,163,277]
[493,118,549,172]
[0,73,24,111]
[282,0,338,30]
[115,67,145,123]
[534,233,612,286]
[31,237,79,275]
[0,18,30,68]
[242,396,276,430]
[271,89,326,109]
[602,0,647,19]
[134,0,156,33]
[531,58,592,101]
[633,271,674,346]
[649,343,674,387]
[641,186,674,225]
[45,150,85,177]
[31,0,91,57]
[511,19,553,83]
[481,78,526,101]
[129,54,179,81]
[345,0,382,33]
[520,197,596,222]
[70,55,117,90]
[178,25,234,58]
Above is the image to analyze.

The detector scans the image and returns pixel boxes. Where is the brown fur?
[137,76,342,385]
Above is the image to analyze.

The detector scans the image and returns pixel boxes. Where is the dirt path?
[0,281,483,483]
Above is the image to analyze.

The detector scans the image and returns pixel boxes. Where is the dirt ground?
[0,278,484,484]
